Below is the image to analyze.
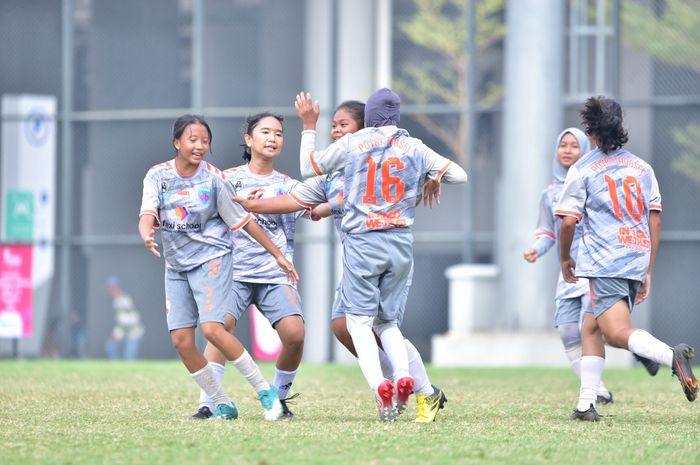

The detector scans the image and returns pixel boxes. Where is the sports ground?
[1,360,697,465]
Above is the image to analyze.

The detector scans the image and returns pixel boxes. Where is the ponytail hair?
[579,96,628,153]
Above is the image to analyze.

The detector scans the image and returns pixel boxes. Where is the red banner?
[0,245,33,338]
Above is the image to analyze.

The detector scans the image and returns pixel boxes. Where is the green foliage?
[672,123,700,183]
[622,0,700,184]
[393,0,505,163]
[623,0,700,74]
[1,361,699,465]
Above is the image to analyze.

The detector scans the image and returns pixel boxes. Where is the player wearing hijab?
[298,88,467,421]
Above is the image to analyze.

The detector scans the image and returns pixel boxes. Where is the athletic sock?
[198,362,225,410]
[231,349,270,393]
[378,348,394,380]
[405,339,433,395]
[375,323,410,380]
[577,355,604,411]
[565,345,583,379]
[273,368,297,400]
[347,314,386,391]
[627,329,673,367]
[191,363,230,407]
[597,381,611,399]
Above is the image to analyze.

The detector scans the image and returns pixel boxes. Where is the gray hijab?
[552,127,590,182]
[364,88,400,128]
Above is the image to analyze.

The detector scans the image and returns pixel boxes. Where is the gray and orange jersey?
[533,182,588,300]
[290,171,346,242]
[139,159,251,272]
[556,148,662,282]
[299,127,467,234]
[224,164,301,284]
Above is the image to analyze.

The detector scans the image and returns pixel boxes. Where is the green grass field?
[1,360,698,465]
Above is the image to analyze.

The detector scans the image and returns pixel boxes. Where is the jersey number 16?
[362,157,405,205]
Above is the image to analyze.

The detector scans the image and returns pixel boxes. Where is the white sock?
[346,314,386,391]
[231,349,270,393]
[190,364,230,407]
[577,355,604,411]
[273,368,297,400]
[627,329,673,367]
[378,348,394,380]
[199,362,225,410]
[375,322,410,380]
[565,345,582,379]
[405,339,433,395]
[597,381,611,398]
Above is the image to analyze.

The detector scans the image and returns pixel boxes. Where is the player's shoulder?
[202,162,226,181]
[146,159,173,175]
[222,164,245,179]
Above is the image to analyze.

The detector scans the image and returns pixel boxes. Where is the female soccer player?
[193,113,305,420]
[236,97,448,422]
[297,88,467,421]
[556,97,697,421]
[139,114,296,420]
[523,127,615,403]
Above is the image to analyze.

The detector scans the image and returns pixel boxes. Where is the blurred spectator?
[105,276,144,360]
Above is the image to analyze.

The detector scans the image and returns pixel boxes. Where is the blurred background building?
[0,0,698,363]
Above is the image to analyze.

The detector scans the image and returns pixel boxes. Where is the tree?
[393,0,505,165]
[622,0,700,184]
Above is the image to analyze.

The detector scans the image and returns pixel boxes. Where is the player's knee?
[346,314,374,336]
[170,331,193,353]
[558,323,582,350]
[332,318,357,355]
[200,323,226,344]
[373,320,398,338]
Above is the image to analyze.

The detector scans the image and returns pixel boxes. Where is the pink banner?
[249,304,282,361]
[0,245,33,338]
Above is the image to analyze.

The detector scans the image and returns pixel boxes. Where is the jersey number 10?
[362,157,406,204]
[604,175,643,222]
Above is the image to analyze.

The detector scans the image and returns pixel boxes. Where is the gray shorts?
[229,281,303,327]
[164,252,234,331]
[554,294,588,327]
[585,277,641,318]
[337,229,413,322]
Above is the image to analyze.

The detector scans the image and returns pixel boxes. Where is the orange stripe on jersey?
[554,210,582,220]
[205,162,225,180]
[436,161,452,182]
[309,151,323,176]
[139,210,161,228]
[289,192,315,209]
[650,203,662,211]
[535,230,555,240]
[230,213,252,232]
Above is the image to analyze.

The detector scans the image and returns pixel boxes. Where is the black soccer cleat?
[634,354,660,377]
[568,404,600,422]
[596,391,613,404]
[280,392,300,419]
[189,406,213,420]
[671,344,698,402]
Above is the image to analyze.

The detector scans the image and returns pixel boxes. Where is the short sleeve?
[555,166,586,221]
[420,144,468,184]
[139,170,161,227]
[217,177,252,232]
[649,171,662,212]
[289,176,328,209]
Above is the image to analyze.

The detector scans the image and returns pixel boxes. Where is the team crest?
[198,188,211,205]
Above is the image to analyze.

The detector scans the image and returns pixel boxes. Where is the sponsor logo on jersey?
[617,226,650,251]
[161,181,169,193]
[234,180,243,191]
[365,210,407,229]
[255,217,278,229]
[198,188,211,205]
[175,206,188,220]
[176,190,190,197]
